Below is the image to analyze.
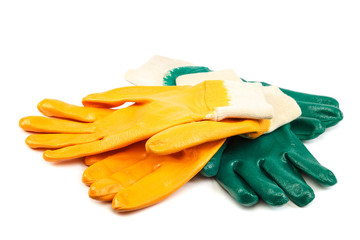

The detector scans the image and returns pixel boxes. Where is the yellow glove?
[82,139,225,211]
[20,81,273,161]
[19,98,266,211]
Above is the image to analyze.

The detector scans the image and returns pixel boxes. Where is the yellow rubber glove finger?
[82,141,151,185]
[19,116,96,133]
[82,85,187,108]
[88,155,167,201]
[25,133,102,149]
[42,133,144,161]
[37,99,114,122]
[146,119,271,155]
[20,99,113,134]
[83,150,119,166]
[82,139,224,210]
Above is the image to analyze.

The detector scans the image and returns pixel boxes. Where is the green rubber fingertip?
[291,117,326,140]
[322,108,343,128]
[299,103,343,129]
[216,177,260,207]
[263,190,289,206]
[201,140,228,177]
[289,185,315,207]
[200,161,219,177]
[318,170,337,186]
[235,190,259,207]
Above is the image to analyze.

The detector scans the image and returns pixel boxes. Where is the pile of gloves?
[19,56,343,211]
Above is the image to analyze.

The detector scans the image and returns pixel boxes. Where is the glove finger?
[286,148,337,186]
[37,99,113,122]
[19,116,95,133]
[290,117,325,140]
[82,85,185,108]
[200,140,228,177]
[111,140,223,211]
[215,160,259,206]
[297,101,343,128]
[248,81,341,107]
[260,157,315,207]
[42,125,157,161]
[233,161,289,206]
[83,141,148,184]
[25,133,102,149]
[84,149,121,166]
[111,160,198,211]
[146,119,267,155]
[88,156,166,201]
[279,88,340,107]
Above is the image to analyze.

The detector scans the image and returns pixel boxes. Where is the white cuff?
[204,81,274,121]
[262,86,302,132]
[125,55,193,86]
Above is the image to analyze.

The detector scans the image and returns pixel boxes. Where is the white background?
[1,1,359,239]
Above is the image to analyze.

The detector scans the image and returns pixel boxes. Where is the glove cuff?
[203,81,274,121]
[263,86,302,132]
[125,55,193,86]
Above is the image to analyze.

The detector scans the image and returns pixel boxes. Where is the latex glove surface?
[162,65,343,206]
[20,81,275,161]
[82,139,224,212]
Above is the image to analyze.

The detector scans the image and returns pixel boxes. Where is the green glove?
[164,66,343,207]
[216,126,335,207]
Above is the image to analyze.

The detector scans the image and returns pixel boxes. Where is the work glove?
[126,56,342,206]
[20,80,288,161]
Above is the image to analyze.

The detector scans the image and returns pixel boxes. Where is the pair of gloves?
[20,56,343,211]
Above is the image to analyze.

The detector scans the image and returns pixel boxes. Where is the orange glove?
[19,93,267,212]
[20,81,272,161]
